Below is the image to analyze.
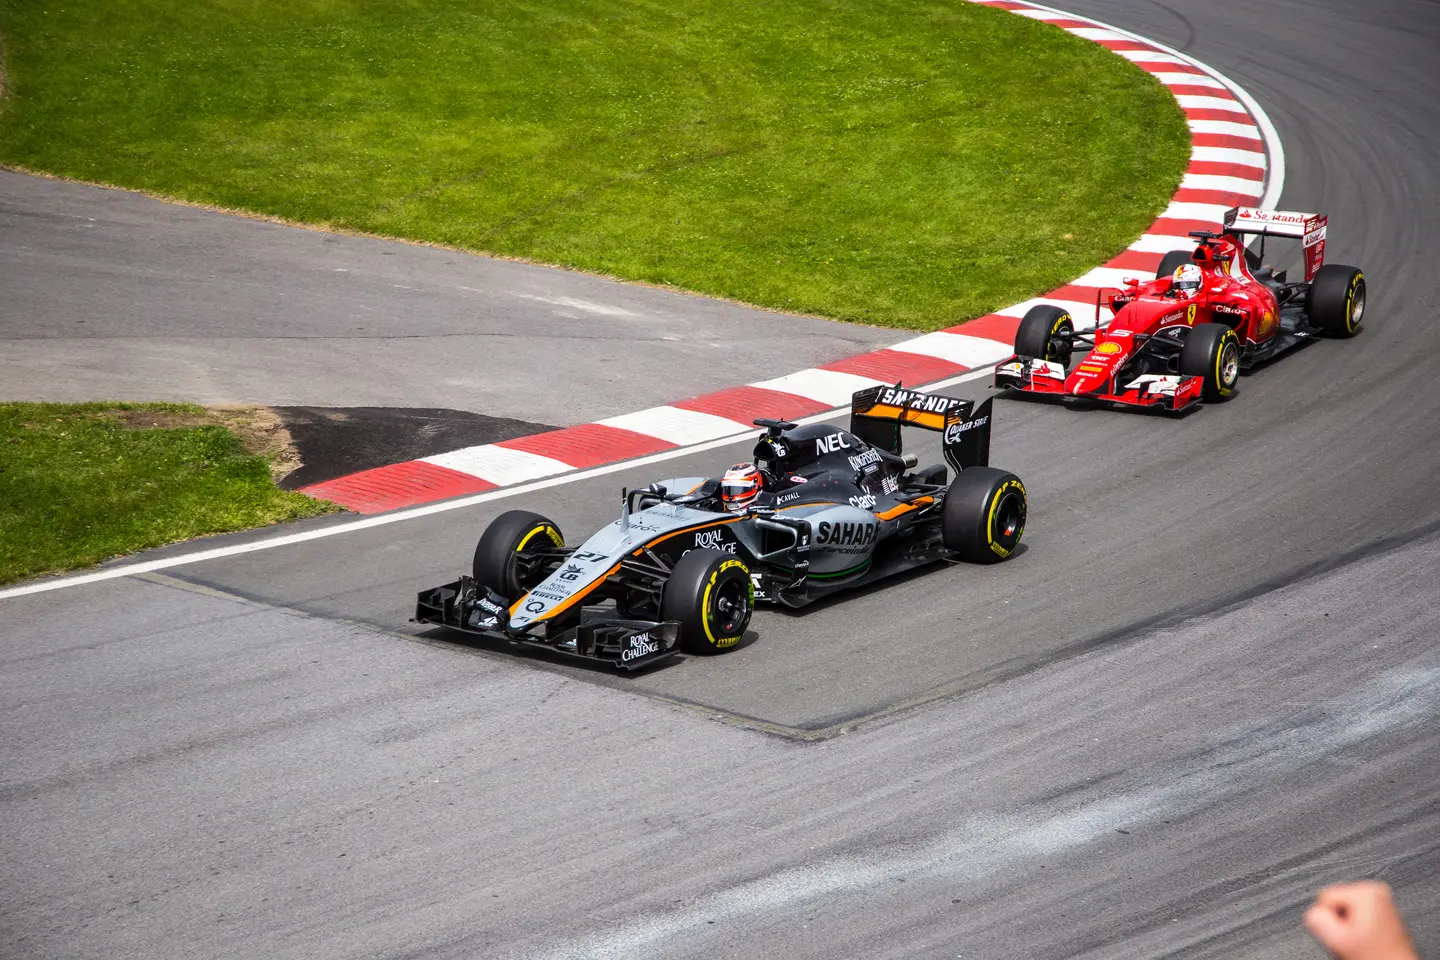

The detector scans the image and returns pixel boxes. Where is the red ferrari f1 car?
[994,206,1366,412]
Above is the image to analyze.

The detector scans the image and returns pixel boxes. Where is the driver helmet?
[720,463,764,513]
[1171,262,1202,298]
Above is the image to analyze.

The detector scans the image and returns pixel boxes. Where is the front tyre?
[472,509,565,599]
[1307,264,1365,337]
[1178,323,1241,402]
[661,549,753,654]
[941,467,1026,563]
[1014,305,1075,367]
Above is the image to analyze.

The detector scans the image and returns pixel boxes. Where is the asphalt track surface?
[3,0,1440,956]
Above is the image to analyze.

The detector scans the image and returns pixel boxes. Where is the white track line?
[0,1,1286,602]
[0,369,995,600]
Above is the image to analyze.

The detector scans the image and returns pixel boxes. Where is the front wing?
[415,576,681,670]
[994,357,1203,412]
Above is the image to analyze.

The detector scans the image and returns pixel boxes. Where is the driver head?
[1172,262,1202,298]
[720,463,763,513]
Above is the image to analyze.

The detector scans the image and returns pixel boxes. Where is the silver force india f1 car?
[415,385,1027,669]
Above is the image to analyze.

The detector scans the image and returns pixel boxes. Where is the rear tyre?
[1014,305,1075,367]
[472,510,565,599]
[661,549,753,654]
[941,467,1026,564]
[1156,249,1193,279]
[1178,323,1241,402]
[1306,264,1365,337]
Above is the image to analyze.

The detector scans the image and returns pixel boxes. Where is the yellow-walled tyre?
[661,549,753,654]
[1307,264,1365,337]
[1178,322,1241,402]
[941,467,1027,564]
[1014,304,1075,367]
[472,509,565,600]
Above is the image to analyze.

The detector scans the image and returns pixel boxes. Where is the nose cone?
[1066,341,1128,395]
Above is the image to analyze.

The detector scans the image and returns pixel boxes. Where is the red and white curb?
[302,0,1279,514]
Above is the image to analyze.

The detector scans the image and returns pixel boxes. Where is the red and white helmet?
[1171,263,1202,298]
[720,463,763,512]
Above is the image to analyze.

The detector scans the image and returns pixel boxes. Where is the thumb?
[1304,902,1349,954]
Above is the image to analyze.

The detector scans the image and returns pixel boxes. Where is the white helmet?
[1171,263,1202,298]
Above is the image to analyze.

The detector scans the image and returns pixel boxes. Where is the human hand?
[1304,881,1419,960]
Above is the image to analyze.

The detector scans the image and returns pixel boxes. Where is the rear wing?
[850,384,992,473]
[1223,207,1328,281]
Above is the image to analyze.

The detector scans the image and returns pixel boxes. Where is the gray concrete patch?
[0,171,894,423]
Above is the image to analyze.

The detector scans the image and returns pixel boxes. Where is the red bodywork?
[997,231,1285,412]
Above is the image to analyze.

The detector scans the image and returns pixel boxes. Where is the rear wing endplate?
[1223,207,1328,280]
[850,384,992,472]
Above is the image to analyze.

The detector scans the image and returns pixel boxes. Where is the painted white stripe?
[1151,72,1225,89]
[1070,266,1138,289]
[1157,200,1233,222]
[997,298,1108,331]
[1114,49,1188,65]
[422,444,574,485]
[888,331,1015,368]
[1128,233,1201,254]
[597,406,749,445]
[1191,145,1266,168]
[1188,118,1262,139]
[751,368,885,406]
[1180,172,1264,196]
[1064,27,1130,42]
[1176,94,1247,114]
[1012,8,1069,19]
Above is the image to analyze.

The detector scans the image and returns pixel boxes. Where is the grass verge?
[0,403,337,585]
[0,0,1188,330]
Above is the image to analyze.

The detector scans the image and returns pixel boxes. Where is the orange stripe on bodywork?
[875,496,934,521]
[857,404,949,431]
[511,517,745,623]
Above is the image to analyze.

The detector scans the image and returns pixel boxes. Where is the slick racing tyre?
[1306,264,1365,337]
[661,549,753,655]
[942,467,1026,564]
[1156,249,1193,279]
[1014,305,1075,367]
[472,510,565,600]
[1178,323,1241,402]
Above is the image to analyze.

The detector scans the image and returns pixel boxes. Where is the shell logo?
[1260,309,1276,334]
[1096,341,1122,355]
